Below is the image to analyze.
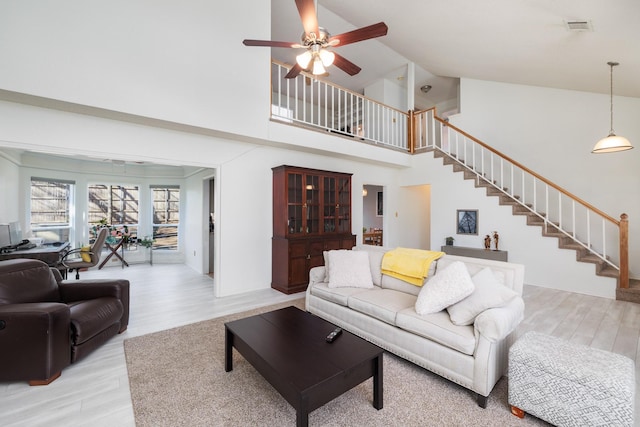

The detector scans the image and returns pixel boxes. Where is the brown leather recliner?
[0,258,129,385]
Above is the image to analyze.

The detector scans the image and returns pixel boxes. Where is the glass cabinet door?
[287,172,303,234]
[305,174,320,233]
[337,177,351,233]
[323,176,336,233]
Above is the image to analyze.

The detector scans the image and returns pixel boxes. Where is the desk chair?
[59,228,108,279]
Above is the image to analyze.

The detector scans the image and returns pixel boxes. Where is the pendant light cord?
[607,61,618,135]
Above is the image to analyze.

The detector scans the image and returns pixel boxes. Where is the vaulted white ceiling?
[268,0,639,106]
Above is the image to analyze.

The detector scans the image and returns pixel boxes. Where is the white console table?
[441,245,508,262]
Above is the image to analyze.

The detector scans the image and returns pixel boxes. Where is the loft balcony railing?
[269,60,629,289]
[271,60,408,150]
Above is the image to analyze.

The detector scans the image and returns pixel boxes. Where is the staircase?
[432,148,637,302]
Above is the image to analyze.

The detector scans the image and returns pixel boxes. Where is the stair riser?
[435,149,620,285]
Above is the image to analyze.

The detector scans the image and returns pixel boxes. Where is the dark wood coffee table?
[225,306,383,427]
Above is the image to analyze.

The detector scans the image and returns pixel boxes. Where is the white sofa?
[305,245,525,407]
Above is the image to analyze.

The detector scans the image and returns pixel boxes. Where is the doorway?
[202,176,215,278]
[362,184,383,246]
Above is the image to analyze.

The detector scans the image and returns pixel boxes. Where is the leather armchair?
[0,258,129,385]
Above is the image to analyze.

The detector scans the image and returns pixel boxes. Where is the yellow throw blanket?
[381,248,445,286]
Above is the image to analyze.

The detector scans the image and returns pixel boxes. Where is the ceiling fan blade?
[242,39,298,48]
[285,64,303,79]
[333,53,361,76]
[295,0,319,38]
[328,22,388,47]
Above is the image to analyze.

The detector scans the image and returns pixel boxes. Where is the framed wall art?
[456,209,478,235]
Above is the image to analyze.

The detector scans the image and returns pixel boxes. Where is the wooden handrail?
[619,213,629,288]
[432,115,620,226]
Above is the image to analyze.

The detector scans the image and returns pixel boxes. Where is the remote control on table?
[326,327,342,343]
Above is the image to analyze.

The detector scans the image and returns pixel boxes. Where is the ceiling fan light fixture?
[318,49,335,67]
[312,57,326,75]
[296,50,312,69]
[592,61,633,154]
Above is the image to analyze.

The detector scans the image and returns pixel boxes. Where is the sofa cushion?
[326,250,374,289]
[0,259,61,304]
[447,267,519,326]
[352,245,386,286]
[68,297,123,345]
[415,261,475,315]
[381,274,424,296]
[348,289,416,325]
[396,308,476,355]
[310,282,374,307]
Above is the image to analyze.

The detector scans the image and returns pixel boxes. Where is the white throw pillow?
[327,250,374,289]
[415,261,474,315]
[323,250,331,283]
[447,267,519,326]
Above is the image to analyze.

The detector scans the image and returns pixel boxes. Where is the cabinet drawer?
[309,240,325,255]
[289,241,307,257]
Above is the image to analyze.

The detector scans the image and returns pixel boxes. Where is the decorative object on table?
[456,209,478,235]
[445,236,455,246]
[137,236,155,265]
[137,236,154,248]
[91,218,131,245]
[493,231,499,250]
[484,234,491,250]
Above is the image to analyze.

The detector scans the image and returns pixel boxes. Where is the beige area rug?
[124,299,549,426]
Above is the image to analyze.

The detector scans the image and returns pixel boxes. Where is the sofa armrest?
[309,266,326,286]
[474,297,525,342]
[0,303,71,382]
[59,279,130,331]
[59,279,129,301]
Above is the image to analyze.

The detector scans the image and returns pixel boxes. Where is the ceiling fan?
[242,0,388,79]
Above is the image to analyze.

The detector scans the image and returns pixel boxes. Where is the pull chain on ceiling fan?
[242,0,388,79]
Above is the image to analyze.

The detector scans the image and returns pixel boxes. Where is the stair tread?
[433,148,624,296]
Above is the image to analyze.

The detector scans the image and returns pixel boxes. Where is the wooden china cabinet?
[272,165,356,294]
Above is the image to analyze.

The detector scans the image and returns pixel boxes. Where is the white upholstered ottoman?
[508,331,635,426]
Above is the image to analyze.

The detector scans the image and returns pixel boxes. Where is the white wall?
[365,79,406,111]
[0,0,271,140]
[450,78,640,279]
[397,184,431,250]
[0,152,20,223]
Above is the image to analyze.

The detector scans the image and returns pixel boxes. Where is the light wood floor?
[0,263,638,426]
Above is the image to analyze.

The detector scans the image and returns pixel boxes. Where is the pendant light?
[592,62,633,153]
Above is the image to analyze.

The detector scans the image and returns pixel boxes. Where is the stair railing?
[271,60,409,151]
[413,108,629,288]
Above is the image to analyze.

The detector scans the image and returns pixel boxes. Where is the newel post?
[408,110,415,154]
[619,213,629,289]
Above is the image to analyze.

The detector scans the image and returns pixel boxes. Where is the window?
[30,177,74,243]
[88,184,139,242]
[151,186,180,250]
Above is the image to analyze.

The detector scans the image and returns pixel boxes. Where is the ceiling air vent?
[565,20,593,32]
